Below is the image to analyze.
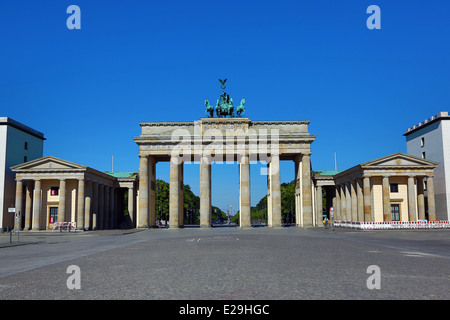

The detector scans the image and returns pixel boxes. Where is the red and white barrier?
[52,222,77,231]
[333,220,450,230]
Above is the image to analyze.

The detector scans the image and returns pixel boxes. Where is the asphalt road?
[0,227,449,301]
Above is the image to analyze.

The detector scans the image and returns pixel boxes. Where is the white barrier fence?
[52,222,77,232]
[334,220,450,230]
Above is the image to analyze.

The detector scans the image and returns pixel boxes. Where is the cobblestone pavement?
[0,227,448,300]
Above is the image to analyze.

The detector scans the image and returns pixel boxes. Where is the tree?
[252,180,297,224]
[281,181,295,222]
[154,180,227,225]
[155,179,170,221]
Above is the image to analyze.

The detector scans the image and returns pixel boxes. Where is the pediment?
[11,156,86,171]
[361,153,439,168]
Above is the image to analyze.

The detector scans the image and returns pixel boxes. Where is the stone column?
[346,183,352,221]
[316,185,323,226]
[335,185,341,220]
[77,179,85,230]
[356,179,364,222]
[363,176,372,221]
[92,182,98,230]
[407,176,417,221]
[179,164,184,227]
[340,183,347,220]
[84,181,92,230]
[32,179,42,230]
[332,188,337,219]
[427,176,436,221]
[149,157,156,227]
[382,176,391,221]
[104,186,110,229]
[15,179,23,228]
[169,157,181,228]
[417,176,425,220]
[351,181,357,221]
[240,154,252,228]
[109,187,115,229]
[200,155,211,227]
[128,187,134,227]
[98,184,104,229]
[25,182,33,230]
[294,159,301,226]
[58,179,66,223]
[267,164,272,226]
[301,154,313,226]
[138,155,149,228]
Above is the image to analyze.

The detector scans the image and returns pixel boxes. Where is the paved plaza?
[0,227,449,301]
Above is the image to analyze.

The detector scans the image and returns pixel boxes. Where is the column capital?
[171,154,183,165]
[294,153,311,163]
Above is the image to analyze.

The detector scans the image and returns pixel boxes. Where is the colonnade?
[137,153,314,228]
[14,178,122,230]
[328,175,436,222]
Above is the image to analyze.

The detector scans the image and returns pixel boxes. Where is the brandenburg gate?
[134,80,316,229]
[134,117,316,229]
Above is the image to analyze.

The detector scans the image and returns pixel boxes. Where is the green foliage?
[280,180,295,221]
[155,180,227,224]
[155,179,170,220]
[211,206,228,222]
[248,180,297,224]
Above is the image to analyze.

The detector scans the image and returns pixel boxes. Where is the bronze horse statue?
[236,99,245,117]
[205,99,214,117]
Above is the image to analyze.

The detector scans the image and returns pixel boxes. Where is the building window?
[49,207,58,223]
[24,141,28,150]
[390,183,399,193]
[422,151,426,159]
[50,187,59,196]
[391,204,400,221]
[420,137,425,147]
[24,156,27,163]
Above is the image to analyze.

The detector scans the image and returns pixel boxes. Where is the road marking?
[401,251,436,258]
[186,236,240,242]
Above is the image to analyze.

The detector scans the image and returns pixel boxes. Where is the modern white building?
[404,111,450,220]
[0,117,44,230]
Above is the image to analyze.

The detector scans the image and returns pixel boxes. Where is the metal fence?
[333,220,450,230]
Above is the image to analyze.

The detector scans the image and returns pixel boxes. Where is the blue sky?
[1,1,449,213]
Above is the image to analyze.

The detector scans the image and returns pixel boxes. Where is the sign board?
[8,207,16,213]
[330,207,334,219]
